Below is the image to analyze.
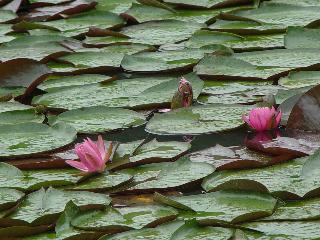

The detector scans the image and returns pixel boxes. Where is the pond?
[0,0,320,239]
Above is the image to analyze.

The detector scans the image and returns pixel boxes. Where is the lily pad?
[51,106,146,134]
[0,108,45,125]
[264,197,320,221]
[32,73,203,110]
[127,157,215,192]
[95,0,136,14]
[71,204,178,230]
[0,10,17,23]
[0,122,76,158]
[39,10,124,37]
[188,144,285,170]
[121,48,226,73]
[241,221,320,240]
[7,187,111,225]
[67,171,133,192]
[162,0,251,8]
[170,221,234,240]
[0,188,24,211]
[108,139,190,170]
[195,55,288,80]
[0,163,83,191]
[279,71,320,89]
[232,2,320,28]
[38,74,113,92]
[146,104,251,135]
[0,38,71,63]
[99,220,184,240]
[202,153,320,199]
[186,30,284,51]
[120,20,204,45]
[0,101,32,113]
[287,85,320,132]
[57,44,152,71]
[285,27,320,49]
[209,19,285,34]
[155,190,277,224]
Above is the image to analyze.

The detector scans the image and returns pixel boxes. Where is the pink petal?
[83,139,104,165]
[97,135,107,160]
[84,152,105,172]
[75,143,97,171]
[66,160,89,172]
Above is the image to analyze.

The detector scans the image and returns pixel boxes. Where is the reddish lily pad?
[287,85,320,132]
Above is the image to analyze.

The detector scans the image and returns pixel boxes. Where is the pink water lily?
[242,107,282,132]
[66,135,113,173]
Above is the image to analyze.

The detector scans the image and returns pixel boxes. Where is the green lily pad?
[0,122,76,158]
[232,2,320,28]
[146,104,251,135]
[32,73,203,110]
[209,19,285,34]
[120,20,204,45]
[0,101,32,113]
[71,204,178,230]
[275,87,310,105]
[198,94,260,105]
[109,139,190,170]
[195,55,289,80]
[0,163,82,191]
[0,38,71,62]
[0,109,45,125]
[0,87,26,99]
[235,48,320,68]
[40,10,124,37]
[67,171,133,192]
[123,3,246,24]
[99,220,184,240]
[170,221,234,240]
[51,106,146,134]
[155,190,277,224]
[285,27,320,49]
[279,71,320,89]
[188,144,281,170]
[38,74,113,92]
[127,157,215,192]
[202,154,320,199]
[95,0,136,14]
[263,197,320,221]
[0,188,24,211]
[162,0,250,8]
[241,221,320,240]
[7,187,111,225]
[272,0,320,7]
[0,10,17,23]
[0,24,15,44]
[121,48,217,73]
[186,30,284,51]
[57,44,152,71]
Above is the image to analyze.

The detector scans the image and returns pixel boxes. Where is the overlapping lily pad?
[0,163,83,191]
[0,122,76,158]
[146,104,251,135]
[155,190,277,224]
[202,151,320,199]
[32,73,203,110]
[38,74,113,91]
[241,221,320,239]
[6,187,111,225]
[232,2,320,28]
[108,139,191,170]
[51,106,146,134]
[195,55,288,80]
[126,157,215,192]
[71,204,178,231]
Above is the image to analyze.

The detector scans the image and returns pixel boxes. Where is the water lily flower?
[66,135,113,173]
[242,107,282,132]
